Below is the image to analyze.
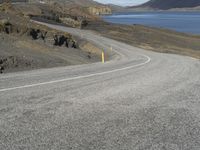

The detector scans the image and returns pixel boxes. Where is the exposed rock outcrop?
[53,34,77,48]
[87,6,112,15]
[30,28,47,41]
[60,17,81,28]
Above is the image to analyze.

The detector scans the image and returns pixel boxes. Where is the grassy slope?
[86,21,200,59]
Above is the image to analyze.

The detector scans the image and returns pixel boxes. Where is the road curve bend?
[0,22,200,150]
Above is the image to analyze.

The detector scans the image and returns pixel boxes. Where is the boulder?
[30,28,47,41]
[0,66,4,74]
[53,34,71,47]
[0,19,12,34]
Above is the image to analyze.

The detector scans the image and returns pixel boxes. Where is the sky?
[94,0,149,6]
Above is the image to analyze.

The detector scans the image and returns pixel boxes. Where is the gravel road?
[0,22,200,150]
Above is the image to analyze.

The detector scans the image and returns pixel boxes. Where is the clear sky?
[94,0,149,6]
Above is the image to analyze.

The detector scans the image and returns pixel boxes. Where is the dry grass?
[80,42,102,56]
[86,21,200,59]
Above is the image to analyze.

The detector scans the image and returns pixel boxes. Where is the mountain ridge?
[129,0,200,10]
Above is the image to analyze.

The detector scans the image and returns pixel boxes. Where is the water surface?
[103,12,200,34]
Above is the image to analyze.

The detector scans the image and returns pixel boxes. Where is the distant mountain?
[130,0,200,10]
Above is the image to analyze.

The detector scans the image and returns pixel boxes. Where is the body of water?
[103,12,200,34]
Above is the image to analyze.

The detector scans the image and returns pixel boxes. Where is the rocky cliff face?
[87,6,112,15]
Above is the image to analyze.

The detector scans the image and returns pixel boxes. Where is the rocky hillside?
[0,2,100,73]
[33,0,112,15]
[1,0,112,15]
[29,0,100,6]
[130,0,200,10]
[1,0,99,5]
[12,2,98,28]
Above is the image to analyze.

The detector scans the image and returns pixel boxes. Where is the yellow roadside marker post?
[102,50,105,63]
[110,46,113,52]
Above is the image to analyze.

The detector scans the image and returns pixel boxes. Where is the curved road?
[0,23,200,150]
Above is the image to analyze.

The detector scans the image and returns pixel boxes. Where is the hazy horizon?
[94,0,149,6]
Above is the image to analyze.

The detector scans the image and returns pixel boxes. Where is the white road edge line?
[0,55,151,93]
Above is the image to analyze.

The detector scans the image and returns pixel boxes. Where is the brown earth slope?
[0,2,101,73]
[85,21,200,59]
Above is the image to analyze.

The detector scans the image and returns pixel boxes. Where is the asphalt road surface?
[0,22,200,150]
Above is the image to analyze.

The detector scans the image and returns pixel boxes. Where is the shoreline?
[84,20,200,59]
[102,11,200,35]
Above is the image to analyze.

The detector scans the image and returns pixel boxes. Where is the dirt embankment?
[85,21,200,59]
[0,3,102,73]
